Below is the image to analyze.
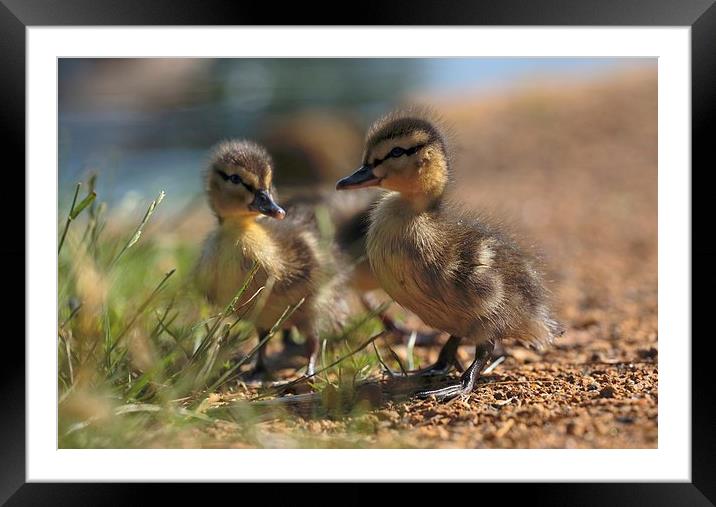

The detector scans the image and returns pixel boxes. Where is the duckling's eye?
[215,168,231,182]
[215,168,255,192]
[390,147,405,158]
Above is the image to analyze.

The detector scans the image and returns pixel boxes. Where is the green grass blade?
[110,190,165,268]
[58,182,81,254]
[207,297,305,393]
[382,337,407,376]
[70,191,97,220]
[190,262,260,362]
[107,269,176,355]
[252,329,389,401]
[125,352,178,401]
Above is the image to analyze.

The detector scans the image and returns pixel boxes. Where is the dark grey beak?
[336,165,381,190]
[249,190,286,219]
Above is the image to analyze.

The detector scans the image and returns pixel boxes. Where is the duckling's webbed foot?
[412,335,462,376]
[241,363,272,383]
[415,340,494,402]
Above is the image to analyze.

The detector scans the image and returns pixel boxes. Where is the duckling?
[196,140,348,379]
[280,187,382,293]
[271,187,379,356]
[283,187,442,345]
[336,109,564,400]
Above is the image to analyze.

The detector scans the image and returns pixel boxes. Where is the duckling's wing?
[444,200,564,349]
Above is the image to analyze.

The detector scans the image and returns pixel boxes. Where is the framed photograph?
[5,0,712,503]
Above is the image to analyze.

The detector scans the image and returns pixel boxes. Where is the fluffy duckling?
[284,187,441,345]
[337,109,563,400]
[283,187,382,292]
[196,140,348,378]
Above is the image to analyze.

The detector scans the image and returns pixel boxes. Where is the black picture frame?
[3,0,713,504]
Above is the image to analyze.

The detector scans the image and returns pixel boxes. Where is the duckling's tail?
[545,317,566,340]
[515,310,564,352]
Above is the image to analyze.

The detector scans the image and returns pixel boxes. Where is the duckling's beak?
[336,165,381,190]
[249,190,286,220]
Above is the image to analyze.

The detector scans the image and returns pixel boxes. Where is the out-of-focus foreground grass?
[57,177,391,448]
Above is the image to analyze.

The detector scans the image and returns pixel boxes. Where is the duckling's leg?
[415,340,494,402]
[412,335,462,376]
[242,329,272,381]
[483,339,506,375]
[361,294,440,346]
[304,331,320,377]
[281,327,304,357]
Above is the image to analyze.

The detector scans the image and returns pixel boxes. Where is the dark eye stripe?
[371,143,425,168]
[215,168,255,192]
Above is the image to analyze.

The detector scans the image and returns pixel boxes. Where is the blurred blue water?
[59,58,654,211]
[423,58,652,91]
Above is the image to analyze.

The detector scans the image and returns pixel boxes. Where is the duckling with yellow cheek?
[337,110,564,401]
[196,140,348,379]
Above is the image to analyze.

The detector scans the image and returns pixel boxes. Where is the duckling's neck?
[400,162,448,213]
[396,191,443,213]
[219,215,278,263]
[220,214,262,231]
